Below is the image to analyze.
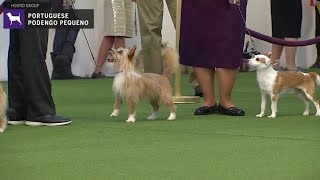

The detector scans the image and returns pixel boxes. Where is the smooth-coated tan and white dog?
[0,83,7,133]
[246,53,320,118]
[109,45,179,122]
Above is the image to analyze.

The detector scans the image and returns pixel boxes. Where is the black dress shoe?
[25,115,72,126]
[195,85,203,97]
[194,105,218,115]
[217,104,245,116]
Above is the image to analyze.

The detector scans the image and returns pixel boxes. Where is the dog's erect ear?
[264,51,272,58]
[128,45,137,61]
[129,45,137,54]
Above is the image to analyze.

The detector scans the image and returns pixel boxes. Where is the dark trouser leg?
[52,26,80,79]
[52,28,73,78]
[53,28,68,54]
[51,0,63,11]
[52,0,79,54]
[60,26,80,60]
[19,28,56,118]
[51,0,80,78]
[7,0,71,126]
[7,30,27,119]
[53,26,79,56]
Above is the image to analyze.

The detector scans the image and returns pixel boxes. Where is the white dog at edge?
[6,12,22,25]
[246,53,320,118]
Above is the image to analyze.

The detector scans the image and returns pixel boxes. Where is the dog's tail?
[308,72,320,86]
[162,43,179,79]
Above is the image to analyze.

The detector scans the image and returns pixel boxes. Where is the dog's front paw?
[167,113,176,121]
[315,112,320,116]
[126,119,135,123]
[268,114,276,118]
[126,115,136,123]
[147,112,159,120]
[0,128,4,133]
[256,113,264,118]
[110,109,120,117]
[303,111,310,116]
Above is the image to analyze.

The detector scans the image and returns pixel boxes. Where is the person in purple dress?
[179,0,247,116]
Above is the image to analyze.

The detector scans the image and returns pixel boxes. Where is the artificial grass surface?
[0,72,320,180]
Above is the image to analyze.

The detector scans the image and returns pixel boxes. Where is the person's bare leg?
[271,44,284,69]
[114,36,125,48]
[93,36,114,74]
[216,68,237,108]
[194,67,215,107]
[284,38,298,71]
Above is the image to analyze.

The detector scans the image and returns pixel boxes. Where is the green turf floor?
[0,72,320,180]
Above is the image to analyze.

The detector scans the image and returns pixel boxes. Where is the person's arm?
[0,0,12,15]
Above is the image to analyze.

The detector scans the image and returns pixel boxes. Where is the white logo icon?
[6,12,22,25]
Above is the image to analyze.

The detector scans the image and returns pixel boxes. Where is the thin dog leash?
[229,0,258,52]
[134,1,138,36]
[70,2,98,67]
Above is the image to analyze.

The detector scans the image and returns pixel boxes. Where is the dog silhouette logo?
[3,9,25,29]
[7,12,22,25]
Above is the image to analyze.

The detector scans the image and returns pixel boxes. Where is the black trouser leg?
[19,28,56,118]
[53,28,69,54]
[7,0,55,119]
[52,25,80,78]
[52,0,79,55]
[51,0,80,78]
[7,30,27,119]
[53,26,79,60]
[62,26,80,59]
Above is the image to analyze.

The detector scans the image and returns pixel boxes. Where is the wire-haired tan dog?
[0,83,7,133]
[109,44,179,122]
[246,53,320,118]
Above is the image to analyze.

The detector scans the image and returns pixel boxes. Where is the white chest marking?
[112,71,142,97]
[113,72,125,96]
[256,70,278,93]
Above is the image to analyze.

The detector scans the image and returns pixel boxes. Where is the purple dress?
[179,0,247,68]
